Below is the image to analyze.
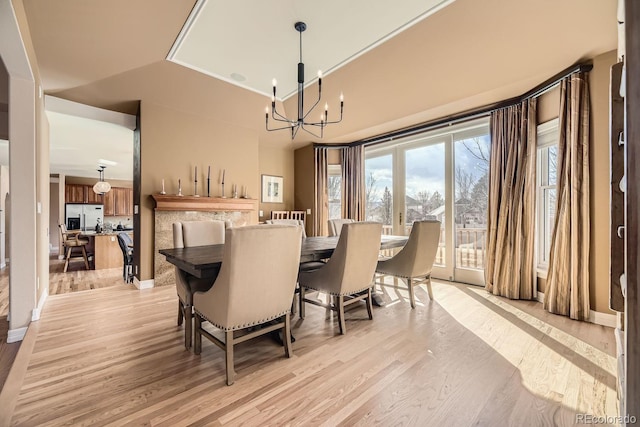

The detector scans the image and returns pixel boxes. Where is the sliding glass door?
[365,118,490,285]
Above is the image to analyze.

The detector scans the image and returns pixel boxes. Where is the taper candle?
[222,169,225,184]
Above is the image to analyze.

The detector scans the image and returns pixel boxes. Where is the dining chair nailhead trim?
[194,309,290,331]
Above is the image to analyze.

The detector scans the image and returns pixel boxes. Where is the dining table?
[159,234,409,280]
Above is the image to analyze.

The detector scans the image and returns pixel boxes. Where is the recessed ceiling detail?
[167,0,455,100]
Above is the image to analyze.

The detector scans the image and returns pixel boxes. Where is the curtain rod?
[315,62,592,148]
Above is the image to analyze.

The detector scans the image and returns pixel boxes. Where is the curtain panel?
[485,99,537,300]
[543,73,591,320]
[314,147,329,236]
[341,145,366,221]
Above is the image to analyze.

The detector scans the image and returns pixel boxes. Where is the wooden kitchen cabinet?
[103,189,115,215]
[65,184,87,203]
[103,187,133,216]
[65,184,105,204]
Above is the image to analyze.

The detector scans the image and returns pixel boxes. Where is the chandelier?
[265,21,344,139]
[92,165,112,195]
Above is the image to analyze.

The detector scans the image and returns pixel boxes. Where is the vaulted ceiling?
[22,0,617,150]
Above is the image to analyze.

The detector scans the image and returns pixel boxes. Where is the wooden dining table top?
[159,235,408,279]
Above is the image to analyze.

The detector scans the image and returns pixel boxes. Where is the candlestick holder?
[193,180,200,197]
[207,178,211,198]
[221,183,226,198]
[177,179,183,196]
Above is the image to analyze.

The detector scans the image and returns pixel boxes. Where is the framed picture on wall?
[261,174,284,203]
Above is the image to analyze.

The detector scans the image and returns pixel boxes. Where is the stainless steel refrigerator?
[65,203,104,231]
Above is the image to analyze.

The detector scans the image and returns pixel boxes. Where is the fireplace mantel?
[152,194,257,212]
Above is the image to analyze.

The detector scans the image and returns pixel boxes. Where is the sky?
[365,134,490,203]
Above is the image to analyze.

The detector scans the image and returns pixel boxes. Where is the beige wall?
[589,50,616,314]
[537,86,560,125]
[258,144,295,221]
[294,144,314,236]
[139,101,263,281]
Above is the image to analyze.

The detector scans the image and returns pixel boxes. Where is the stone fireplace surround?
[152,195,258,287]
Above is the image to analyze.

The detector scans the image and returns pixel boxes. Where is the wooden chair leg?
[337,296,346,335]
[177,300,184,326]
[81,246,90,270]
[426,276,434,300]
[299,286,306,319]
[184,304,193,349]
[225,331,235,386]
[366,288,374,320]
[64,247,72,272]
[408,277,416,309]
[194,313,202,355]
[283,313,293,358]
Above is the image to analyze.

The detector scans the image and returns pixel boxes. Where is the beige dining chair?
[59,224,90,272]
[193,225,302,386]
[266,219,306,238]
[173,220,231,349]
[327,218,355,237]
[298,222,382,334]
[271,210,289,220]
[375,220,441,308]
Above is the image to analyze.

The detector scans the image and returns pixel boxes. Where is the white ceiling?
[168,0,454,100]
[45,97,135,181]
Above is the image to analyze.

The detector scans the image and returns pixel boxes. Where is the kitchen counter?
[80,231,133,270]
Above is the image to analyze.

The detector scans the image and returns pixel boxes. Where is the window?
[537,119,559,271]
[327,164,342,220]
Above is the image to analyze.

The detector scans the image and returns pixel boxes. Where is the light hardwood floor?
[0,258,128,392]
[0,278,617,426]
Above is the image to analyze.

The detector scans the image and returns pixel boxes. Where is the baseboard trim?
[134,277,154,290]
[589,310,618,328]
[31,287,49,321]
[7,327,27,343]
[535,291,617,327]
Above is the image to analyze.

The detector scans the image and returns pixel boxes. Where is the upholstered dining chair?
[271,210,289,220]
[298,222,382,335]
[375,220,441,308]
[327,218,355,237]
[193,225,302,386]
[59,224,90,272]
[173,220,231,349]
[266,219,306,238]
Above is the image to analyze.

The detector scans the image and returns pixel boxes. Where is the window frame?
[536,118,559,276]
[327,164,342,220]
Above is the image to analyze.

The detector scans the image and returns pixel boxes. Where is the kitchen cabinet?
[65,184,132,216]
[65,184,105,204]
[103,187,133,216]
[65,184,87,203]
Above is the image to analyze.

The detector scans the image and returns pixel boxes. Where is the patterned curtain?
[314,146,329,236]
[341,145,366,221]
[544,73,591,320]
[485,99,537,300]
